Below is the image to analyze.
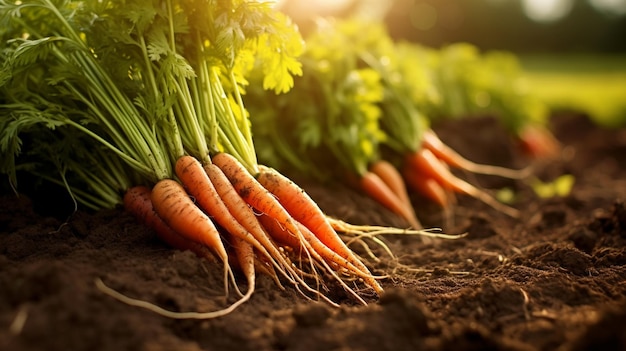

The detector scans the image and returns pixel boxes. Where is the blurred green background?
[277,0,626,127]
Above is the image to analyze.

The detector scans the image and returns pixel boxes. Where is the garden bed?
[1,113,625,351]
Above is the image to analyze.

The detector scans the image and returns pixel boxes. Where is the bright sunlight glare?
[277,0,353,16]
[277,0,626,26]
[521,0,574,22]
[589,0,626,15]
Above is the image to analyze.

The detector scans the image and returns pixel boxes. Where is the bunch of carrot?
[2,0,435,318]
[246,18,553,228]
[366,33,528,220]
[246,19,425,229]
[408,42,561,160]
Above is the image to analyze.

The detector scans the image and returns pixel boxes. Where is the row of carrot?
[246,18,561,229]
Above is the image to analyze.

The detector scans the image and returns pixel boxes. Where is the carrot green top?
[0,0,303,209]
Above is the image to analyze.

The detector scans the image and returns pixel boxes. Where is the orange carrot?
[360,170,421,229]
[404,148,520,218]
[210,153,303,243]
[203,162,285,261]
[227,234,256,305]
[150,178,232,294]
[517,124,561,159]
[401,168,450,208]
[255,165,361,259]
[255,165,383,295]
[213,153,382,299]
[401,167,456,228]
[258,213,373,303]
[123,186,216,262]
[176,155,307,294]
[204,161,308,287]
[125,185,281,302]
[176,156,270,258]
[96,180,259,319]
[369,160,412,209]
[422,129,531,179]
[369,160,421,229]
[209,154,340,304]
[258,213,379,284]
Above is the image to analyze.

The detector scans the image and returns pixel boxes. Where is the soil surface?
[2,114,626,351]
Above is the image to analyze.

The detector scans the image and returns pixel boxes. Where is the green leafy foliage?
[247,19,390,180]
[247,17,549,185]
[0,0,303,209]
[427,43,550,133]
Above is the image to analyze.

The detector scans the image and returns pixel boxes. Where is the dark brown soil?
[2,114,626,351]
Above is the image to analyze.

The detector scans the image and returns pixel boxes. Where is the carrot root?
[212,153,343,305]
[422,129,533,179]
[95,277,252,320]
[258,214,373,303]
[204,161,321,292]
[401,167,451,209]
[368,160,422,229]
[123,186,216,263]
[360,171,422,229]
[150,178,234,296]
[176,156,277,270]
[405,149,520,218]
[255,164,383,295]
[517,124,561,159]
[211,153,303,244]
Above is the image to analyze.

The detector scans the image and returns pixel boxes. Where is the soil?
[1,113,626,351]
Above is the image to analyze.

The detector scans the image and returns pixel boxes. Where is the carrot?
[123,186,216,263]
[369,160,421,229]
[360,170,421,229]
[203,161,286,263]
[227,234,256,307]
[225,242,283,289]
[258,212,382,288]
[96,181,251,319]
[203,161,311,288]
[422,129,532,179]
[209,154,342,304]
[255,165,383,295]
[176,156,269,257]
[401,168,450,209]
[400,168,456,229]
[211,153,304,243]
[404,148,520,218]
[517,124,561,159]
[176,155,312,296]
[369,160,412,208]
[150,178,233,295]
[258,213,372,303]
